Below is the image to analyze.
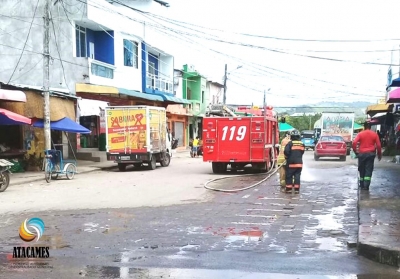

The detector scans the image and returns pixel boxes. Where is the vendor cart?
[32,117,91,183]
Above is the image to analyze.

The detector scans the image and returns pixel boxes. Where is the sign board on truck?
[107,108,147,153]
[321,112,355,143]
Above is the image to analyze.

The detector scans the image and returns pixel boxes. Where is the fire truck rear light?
[206,139,215,143]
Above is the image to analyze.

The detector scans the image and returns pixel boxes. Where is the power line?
[145,11,400,43]
[7,0,40,84]
[50,9,70,92]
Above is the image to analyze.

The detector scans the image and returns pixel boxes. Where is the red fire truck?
[202,105,280,174]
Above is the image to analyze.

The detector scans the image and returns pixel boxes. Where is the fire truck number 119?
[221,125,247,141]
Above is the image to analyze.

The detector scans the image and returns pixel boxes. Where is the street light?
[223,65,243,105]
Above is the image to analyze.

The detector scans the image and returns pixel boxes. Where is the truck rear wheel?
[118,163,127,172]
[212,162,227,174]
[147,156,157,170]
[160,153,171,167]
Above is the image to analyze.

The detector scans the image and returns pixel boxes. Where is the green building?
[182,64,210,139]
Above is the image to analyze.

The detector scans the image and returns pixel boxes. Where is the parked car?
[314,135,347,161]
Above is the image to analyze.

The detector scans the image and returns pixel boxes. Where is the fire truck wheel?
[118,163,127,172]
[212,162,227,174]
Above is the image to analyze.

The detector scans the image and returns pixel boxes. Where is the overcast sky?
[145,0,400,106]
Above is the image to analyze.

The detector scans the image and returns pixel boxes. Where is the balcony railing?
[146,73,173,94]
[90,58,115,79]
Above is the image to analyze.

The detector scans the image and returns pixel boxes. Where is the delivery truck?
[316,112,355,155]
[105,106,172,171]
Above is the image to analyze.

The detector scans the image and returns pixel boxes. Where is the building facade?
[0,0,188,160]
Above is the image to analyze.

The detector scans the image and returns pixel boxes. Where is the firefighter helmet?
[290,129,301,139]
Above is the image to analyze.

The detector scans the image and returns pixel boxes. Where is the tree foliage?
[285,113,322,132]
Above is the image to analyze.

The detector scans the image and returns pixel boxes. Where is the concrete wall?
[0,0,87,93]
[0,0,168,94]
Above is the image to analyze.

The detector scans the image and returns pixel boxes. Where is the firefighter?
[352,122,382,190]
[284,130,305,193]
[277,132,291,187]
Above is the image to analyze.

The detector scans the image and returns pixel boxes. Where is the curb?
[357,242,400,267]
[11,165,117,186]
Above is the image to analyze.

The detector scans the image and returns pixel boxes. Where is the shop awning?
[0,108,31,125]
[0,89,27,102]
[78,99,109,117]
[366,103,392,116]
[32,117,91,134]
[387,77,400,90]
[118,88,164,102]
[279,122,295,132]
[353,123,363,130]
[387,88,400,103]
[148,92,191,105]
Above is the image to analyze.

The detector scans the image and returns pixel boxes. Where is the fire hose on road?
[204,159,285,193]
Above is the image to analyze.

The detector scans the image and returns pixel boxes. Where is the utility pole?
[263,89,266,113]
[43,0,51,150]
[222,64,227,105]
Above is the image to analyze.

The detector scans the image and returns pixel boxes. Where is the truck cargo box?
[105,106,171,171]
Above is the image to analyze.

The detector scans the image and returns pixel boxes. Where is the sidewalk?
[358,156,400,267]
[10,150,191,186]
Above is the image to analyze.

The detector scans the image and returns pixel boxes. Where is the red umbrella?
[387,88,400,103]
[0,108,31,125]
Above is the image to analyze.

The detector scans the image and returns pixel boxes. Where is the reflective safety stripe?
[364,177,371,181]
[359,178,364,181]
[289,164,303,168]
[292,146,305,151]
[294,184,300,188]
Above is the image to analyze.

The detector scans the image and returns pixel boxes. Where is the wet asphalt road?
[1,153,400,278]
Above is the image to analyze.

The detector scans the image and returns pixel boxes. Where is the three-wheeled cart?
[32,117,91,183]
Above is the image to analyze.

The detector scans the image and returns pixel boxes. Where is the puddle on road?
[315,237,345,251]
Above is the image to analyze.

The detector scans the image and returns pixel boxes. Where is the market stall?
[0,108,31,164]
[32,117,91,182]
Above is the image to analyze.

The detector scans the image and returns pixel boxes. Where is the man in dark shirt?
[284,130,305,193]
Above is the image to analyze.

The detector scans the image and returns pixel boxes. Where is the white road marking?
[242,195,250,199]
[231,222,271,226]
[236,214,277,219]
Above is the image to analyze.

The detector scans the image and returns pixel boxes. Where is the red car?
[314,135,347,161]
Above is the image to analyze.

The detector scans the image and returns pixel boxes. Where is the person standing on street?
[352,122,382,190]
[284,130,305,193]
[277,132,291,188]
[192,136,200,158]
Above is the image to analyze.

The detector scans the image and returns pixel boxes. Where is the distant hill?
[274,101,373,117]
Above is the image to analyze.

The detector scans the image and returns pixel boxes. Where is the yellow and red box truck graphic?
[107,108,147,153]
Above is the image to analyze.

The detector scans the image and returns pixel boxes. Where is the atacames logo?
[19,218,45,242]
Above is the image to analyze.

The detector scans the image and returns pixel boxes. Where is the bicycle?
[44,149,75,183]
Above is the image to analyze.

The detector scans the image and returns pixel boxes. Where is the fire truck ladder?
[206,105,237,117]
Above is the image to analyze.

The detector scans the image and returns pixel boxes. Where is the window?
[201,91,204,103]
[123,39,138,68]
[75,25,86,57]
[148,62,155,75]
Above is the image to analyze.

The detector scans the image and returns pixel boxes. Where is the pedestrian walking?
[284,130,305,193]
[352,122,382,190]
[277,132,291,187]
